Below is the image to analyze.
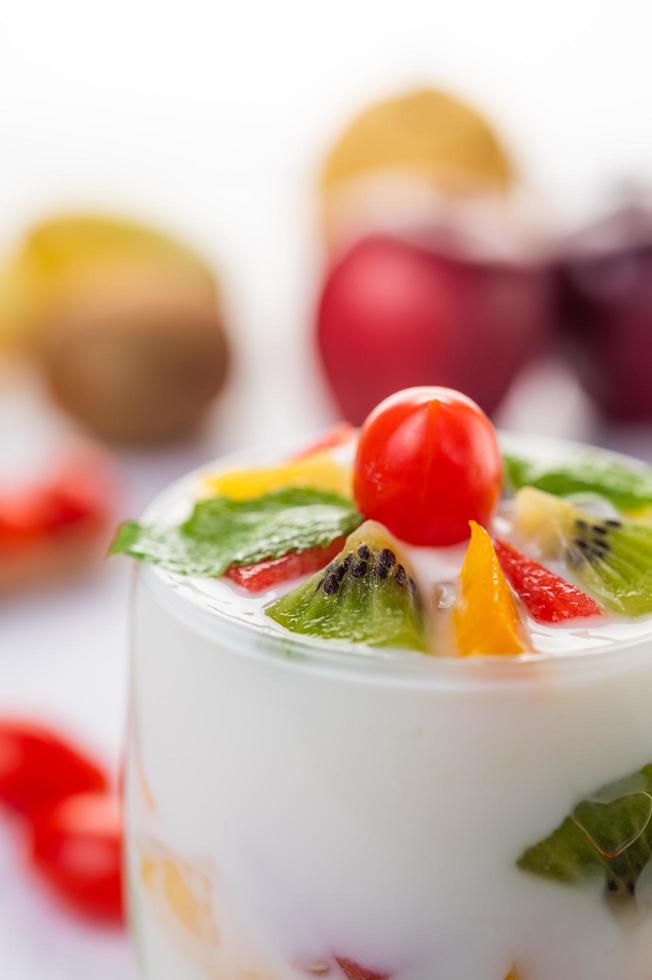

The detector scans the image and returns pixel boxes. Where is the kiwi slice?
[513,487,652,617]
[266,520,426,651]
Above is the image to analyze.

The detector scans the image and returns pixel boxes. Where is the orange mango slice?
[454,521,528,657]
[203,453,352,500]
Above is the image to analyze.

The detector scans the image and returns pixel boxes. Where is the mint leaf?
[503,453,652,511]
[110,488,363,578]
[517,764,652,897]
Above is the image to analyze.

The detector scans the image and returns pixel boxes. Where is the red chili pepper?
[225,537,346,592]
[494,539,603,623]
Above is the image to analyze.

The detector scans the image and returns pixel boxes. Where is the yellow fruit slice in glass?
[140,848,220,945]
[204,453,352,500]
[454,521,528,656]
[322,87,513,199]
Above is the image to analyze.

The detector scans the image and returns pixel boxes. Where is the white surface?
[2,1,652,976]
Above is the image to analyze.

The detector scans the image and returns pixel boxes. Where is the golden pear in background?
[0,213,230,443]
[320,87,515,248]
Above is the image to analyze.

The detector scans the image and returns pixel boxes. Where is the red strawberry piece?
[225,537,346,592]
[336,958,390,980]
[494,539,603,623]
[292,423,355,460]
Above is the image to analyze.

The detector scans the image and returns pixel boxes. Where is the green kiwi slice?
[513,487,652,617]
[266,520,427,651]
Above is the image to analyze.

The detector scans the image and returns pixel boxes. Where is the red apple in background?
[316,234,552,425]
[557,205,652,420]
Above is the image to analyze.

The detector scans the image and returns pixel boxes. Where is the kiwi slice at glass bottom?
[513,488,652,617]
[266,520,427,651]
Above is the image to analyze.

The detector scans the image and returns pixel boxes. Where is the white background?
[1,1,652,976]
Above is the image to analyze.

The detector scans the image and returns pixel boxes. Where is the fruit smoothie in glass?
[115,389,652,980]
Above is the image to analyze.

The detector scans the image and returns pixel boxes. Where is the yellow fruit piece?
[512,487,575,559]
[204,453,352,500]
[454,521,528,657]
[140,850,220,945]
[322,87,513,198]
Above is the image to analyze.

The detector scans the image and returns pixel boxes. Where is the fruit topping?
[204,455,352,500]
[292,423,355,460]
[455,522,528,656]
[353,386,502,546]
[112,488,362,578]
[513,487,652,616]
[494,539,603,624]
[504,451,652,512]
[518,761,652,901]
[266,521,426,651]
[335,957,390,980]
[225,538,346,592]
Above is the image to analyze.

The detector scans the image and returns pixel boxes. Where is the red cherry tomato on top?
[353,387,502,546]
[0,720,108,818]
[29,791,123,922]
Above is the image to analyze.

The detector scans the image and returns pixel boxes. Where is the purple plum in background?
[557,205,652,421]
[316,233,552,425]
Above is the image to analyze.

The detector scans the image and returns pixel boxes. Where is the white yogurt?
[125,435,652,980]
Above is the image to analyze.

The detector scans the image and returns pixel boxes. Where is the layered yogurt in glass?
[120,392,652,980]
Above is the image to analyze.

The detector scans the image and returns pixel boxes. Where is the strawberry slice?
[494,538,603,623]
[225,537,345,593]
[292,423,355,460]
[336,958,390,980]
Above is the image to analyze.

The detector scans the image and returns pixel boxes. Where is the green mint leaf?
[110,488,363,578]
[517,764,652,898]
[503,453,652,511]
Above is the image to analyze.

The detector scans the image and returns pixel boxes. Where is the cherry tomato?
[0,720,108,818]
[29,791,123,922]
[353,387,502,546]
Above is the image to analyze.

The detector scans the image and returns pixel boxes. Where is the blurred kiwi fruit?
[1,213,230,443]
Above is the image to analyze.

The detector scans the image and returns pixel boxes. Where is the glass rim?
[134,431,652,687]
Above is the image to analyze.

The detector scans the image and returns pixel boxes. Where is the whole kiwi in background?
[2,213,230,443]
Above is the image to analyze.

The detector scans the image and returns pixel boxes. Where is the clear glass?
[125,446,652,980]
